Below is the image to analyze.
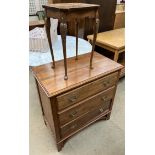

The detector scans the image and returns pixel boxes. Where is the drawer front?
[58,86,115,126]
[57,72,118,110]
[60,100,111,138]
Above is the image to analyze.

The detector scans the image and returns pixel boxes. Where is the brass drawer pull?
[99,108,104,112]
[101,96,107,101]
[70,124,77,129]
[103,81,110,87]
[104,82,107,87]
[69,111,77,118]
[68,95,77,102]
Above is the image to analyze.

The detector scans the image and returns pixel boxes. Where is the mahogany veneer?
[31,52,123,151]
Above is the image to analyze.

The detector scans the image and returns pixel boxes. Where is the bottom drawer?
[60,100,112,138]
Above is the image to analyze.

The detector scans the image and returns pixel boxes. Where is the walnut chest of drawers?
[31,52,123,151]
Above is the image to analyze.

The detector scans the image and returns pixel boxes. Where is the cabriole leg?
[75,19,79,60]
[90,18,100,69]
[60,19,68,80]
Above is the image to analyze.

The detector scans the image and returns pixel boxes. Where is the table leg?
[45,17,55,68]
[114,50,119,62]
[60,20,68,80]
[75,19,79,60]
[90,18,100,69]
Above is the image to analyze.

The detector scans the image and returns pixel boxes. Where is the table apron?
[46,9,97,21]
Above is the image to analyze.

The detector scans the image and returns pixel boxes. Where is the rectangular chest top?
[42,3,100,11]
[31,52,123,97]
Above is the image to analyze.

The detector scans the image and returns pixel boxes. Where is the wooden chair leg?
[114,50,119,62]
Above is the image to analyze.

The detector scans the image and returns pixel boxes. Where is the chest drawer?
[57,72,118,110]
[60,100,111,138]
[58,86,115,126]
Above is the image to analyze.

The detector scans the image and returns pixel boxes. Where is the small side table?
[43,3,100,80]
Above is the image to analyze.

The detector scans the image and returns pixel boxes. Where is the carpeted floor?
[29,71,125,155]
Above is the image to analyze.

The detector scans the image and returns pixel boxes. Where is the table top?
[29,20,44,26]
[43,3,100,11]
[31,52,123,97]
[87,28,125,50]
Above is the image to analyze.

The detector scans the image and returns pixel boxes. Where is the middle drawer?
[58,86,115,126]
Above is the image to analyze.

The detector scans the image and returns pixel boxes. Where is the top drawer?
[57,72,118,111]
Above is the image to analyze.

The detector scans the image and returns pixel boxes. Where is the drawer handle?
[70,124,77,129]
[68,95,77,102]
[69,111,77,118]
[101,96,107,101]
[99,108,104,112]
[103,81,110,87]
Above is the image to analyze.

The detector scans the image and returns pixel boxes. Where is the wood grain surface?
[29,20,45,30]
[58,86,115,126]
[33,51,122,151]
[87,28,125,50]
[31,52,123,97]
[43,3,99,10]
[52,0,117,38]
[43,2,100,79]
[56,72,118,110]
[60,100,111,138]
